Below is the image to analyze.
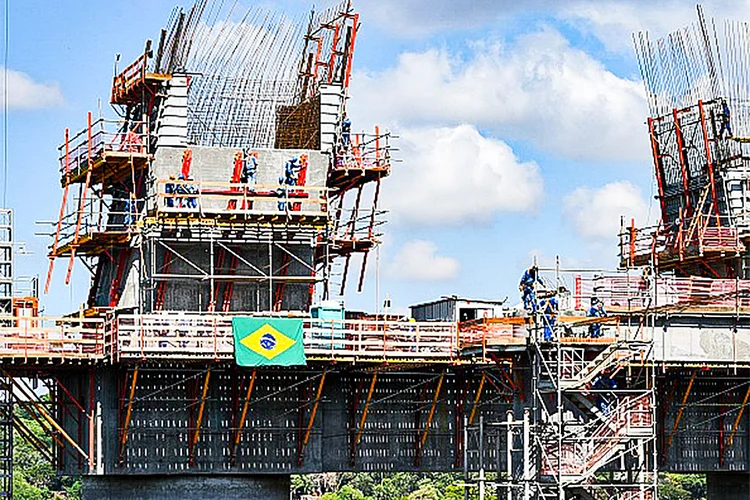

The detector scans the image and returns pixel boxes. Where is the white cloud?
[383,124,542,225]
[350,29,649,162]
[360,1,552,36]
[360,0,747,53]
[0,68,64,109]
[386,240,459,281]
[563,181,649,240]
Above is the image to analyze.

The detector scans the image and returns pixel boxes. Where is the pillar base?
[82,474,290,500]
[707,473,750,500]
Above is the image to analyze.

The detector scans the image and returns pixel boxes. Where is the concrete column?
[707,473,750,500]
[83,475,291,500]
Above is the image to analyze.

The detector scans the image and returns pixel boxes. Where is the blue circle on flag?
[259,333,277,351]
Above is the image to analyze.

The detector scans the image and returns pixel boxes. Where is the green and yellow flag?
[232,317,307,367]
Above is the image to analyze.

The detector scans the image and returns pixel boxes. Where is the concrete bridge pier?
[707,473,750,500]
[82,474,291,500]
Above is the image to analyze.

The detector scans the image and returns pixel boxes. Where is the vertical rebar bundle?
[153,0,352,149]
[634,6,750,137]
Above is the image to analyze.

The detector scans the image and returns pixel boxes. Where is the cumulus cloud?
[0,68,64,109]
[383,124,542,225]
[360,1,553,36]
[360,0,746,52]
[563,181,649,240]
[350,29,649,162]
[386,240,459,281]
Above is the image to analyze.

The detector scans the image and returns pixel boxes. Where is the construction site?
[0,1,750,499]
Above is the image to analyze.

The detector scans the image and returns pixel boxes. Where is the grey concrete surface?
[707,472,750,500]
[82,474,291,500]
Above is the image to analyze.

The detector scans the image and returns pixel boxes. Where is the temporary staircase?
[559,342,640,390]
[543,395,652,483]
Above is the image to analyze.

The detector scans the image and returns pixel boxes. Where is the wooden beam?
[354,371,378,446]
[468,372,487,425]
[728,384,750,447]
[230,369,257,464]
[666,370,697,448]
[189,368,212,466]
[118,365,139,464]
[420,370,446,448]
[297,368,328,466]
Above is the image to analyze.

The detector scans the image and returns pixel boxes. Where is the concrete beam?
[707,473,750,500]
[82,475,290,500]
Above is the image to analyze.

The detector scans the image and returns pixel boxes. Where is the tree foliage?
[294,472,707,500]
[12,406,80,499]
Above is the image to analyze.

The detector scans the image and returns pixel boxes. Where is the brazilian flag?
[232,317,307,367]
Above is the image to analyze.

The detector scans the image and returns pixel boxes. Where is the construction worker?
[284,157,300,186]
[185,175,198,209]
[123,192,135,228]
[719,98,733,139]
[241,152,258,191]
[175,173,187,208]
[592,375,618,414]
[341,115,351,148]
[539,296,558,341]
[165,174,176,208]
[519,266,542,312]
[587,297,607,338]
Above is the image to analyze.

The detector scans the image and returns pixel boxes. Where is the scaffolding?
[497,267,657,500]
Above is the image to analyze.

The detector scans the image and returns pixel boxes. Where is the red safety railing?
[334,129,391,172]
[0,316,107,361]
[620,214,744,267]
[58,118,148,182]
[115,313,458,362]
[543,394,652,477]
[111,53,148,104]
[577,274,750,310]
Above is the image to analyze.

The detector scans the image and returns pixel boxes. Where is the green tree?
[12,405,81,499]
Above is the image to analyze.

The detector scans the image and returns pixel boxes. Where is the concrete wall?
[707,473,750,500]
[83,475,290,500]
[655,315,750,364]
[151,146,327,188]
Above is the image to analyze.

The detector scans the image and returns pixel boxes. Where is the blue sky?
[3,0,744,315]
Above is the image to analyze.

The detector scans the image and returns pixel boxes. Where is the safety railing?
[334,129,391,172]
[44,195,142,254]
[543,394,653,477]
[58,117,149,183]
[458,318,527,350]
[0,315,107,361]
[578,274,750,310]
[111,52,148,104]
[619,215,744,267]
[332,207,387,244]
[154,179,328,219]
[115,313,458,362]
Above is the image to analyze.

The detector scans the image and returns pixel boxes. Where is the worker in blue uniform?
[241,153,258,191]
[592,375,618,414]
[284,157,300,186]
[278,157,300,211]
[539,296,559,341]
[341,115,351,148]
[519,266,542,312]
[587,297,607,338]
[719,98,733,138]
